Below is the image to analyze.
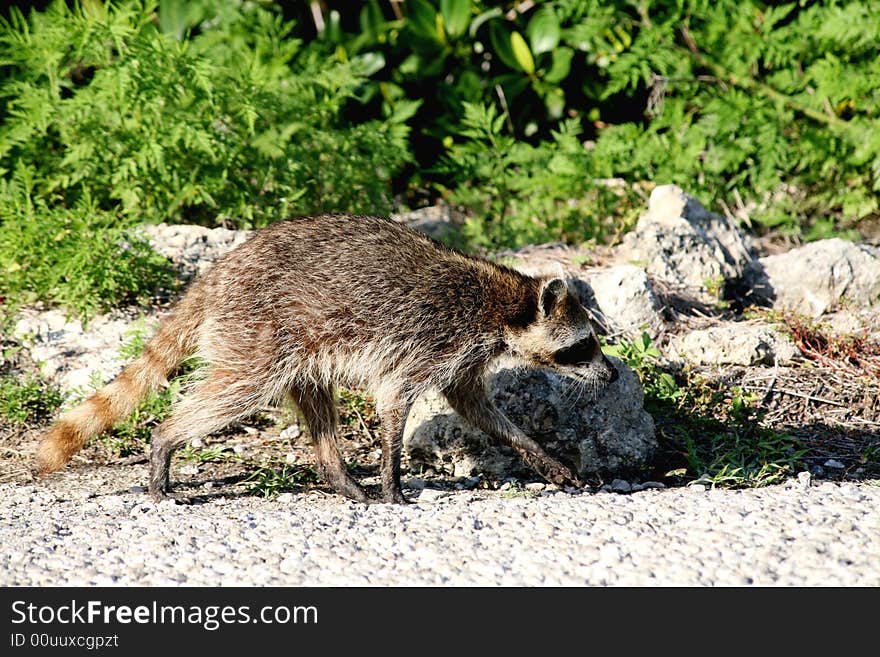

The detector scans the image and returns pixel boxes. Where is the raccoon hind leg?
[375,385,414,504]
[149,369,269,501]
[288,383,370,504]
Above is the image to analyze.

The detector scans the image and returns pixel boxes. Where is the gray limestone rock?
[404,357,657,482]
[581,265,664,337]
[12,308,162,397]
[667,323,800,366]
[391,205,462,243]
[748,238,880,317]
[820,309,880,342]
[140,223,251,280]
[497,253,665,339]
[617,185,754,301]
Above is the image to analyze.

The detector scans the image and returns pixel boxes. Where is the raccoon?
[37,214,617,503]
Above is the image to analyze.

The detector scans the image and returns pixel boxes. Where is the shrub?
[438,101,642,249]
[0,164,173,319]
[0,371,63,426]
[582,0,880,238]
[0,0,413,317]
[0,0,412,229]
[300,1,880,242]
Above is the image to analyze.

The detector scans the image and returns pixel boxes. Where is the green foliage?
[0,0,412,319]
[243,462,318,499]
[675,384,806,488]
[604,333,804,488]
[603,332,681,402]
[0,373,63,425]
[305,0,609,140]
[438,102,639,248]
[0,166,174,320]
[0,0,411,230]
[582,0,880,236]
[337,387,378,432]
[300,0,879,243]
[115,317,151,362]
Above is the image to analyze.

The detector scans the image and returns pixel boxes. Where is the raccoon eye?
[553,336,598,366]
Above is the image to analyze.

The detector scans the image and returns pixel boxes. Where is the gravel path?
[2,466,878,586]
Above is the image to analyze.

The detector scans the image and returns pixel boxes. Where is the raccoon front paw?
[542,460,584,489]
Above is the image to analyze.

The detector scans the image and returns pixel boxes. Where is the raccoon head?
[507,277,618,390]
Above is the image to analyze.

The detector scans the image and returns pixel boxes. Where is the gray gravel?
[2,467,878,586]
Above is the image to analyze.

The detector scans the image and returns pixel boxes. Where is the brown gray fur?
[37,214,617,503]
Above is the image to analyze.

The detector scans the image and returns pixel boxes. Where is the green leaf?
[399,53,420,75]
[352,51,386,77]
[510,31,535,75]
[440,0,470,39]
[489,21,520,71]
[407,0,439,41]
[526,7,560,55]
[389,99,423,123]
[544,88,565,119]
[324,9,342,42]
[81,0,108,21]
[359,1,385,42]
[544,46,573,83]
[158,0,200,41]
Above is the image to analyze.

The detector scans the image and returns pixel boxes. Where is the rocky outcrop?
[616,185,754,302]
[580,265,664,336]
[404,358,657,481]
[391,205,462,243]
[141,223,251,280]
[506,251,666,339]
[747,238,880,317]
[13,309,162,396]
[667,323,800,367]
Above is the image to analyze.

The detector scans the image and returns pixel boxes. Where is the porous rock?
[821,309,880,342]
[12,308,162,396]
[616,185,754,301]
[140,223,251,280]
[748,238,880,317]
[667,323,800,366]
[404,357,657,481]
[391,205,462,243]
[581,265,664,337]
[502,251,665,338]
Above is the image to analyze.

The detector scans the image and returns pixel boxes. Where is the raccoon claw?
[543,462,583,489]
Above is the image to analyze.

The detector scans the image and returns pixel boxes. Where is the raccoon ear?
[540,278,568,317]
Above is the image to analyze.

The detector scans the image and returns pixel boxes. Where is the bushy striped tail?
[36,302,202,475]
